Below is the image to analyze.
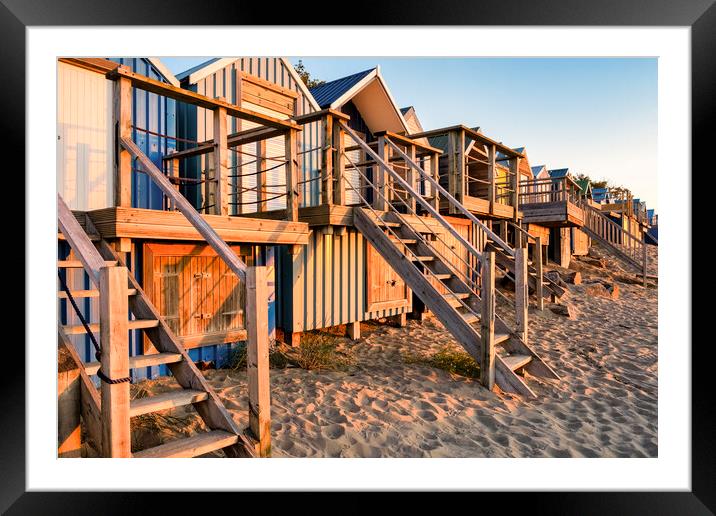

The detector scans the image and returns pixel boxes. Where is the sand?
[131,242,658,458]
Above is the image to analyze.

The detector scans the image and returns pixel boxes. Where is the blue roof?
[647,209,655,218]
[309,68,375,108]
[547,168,569,178]
[531,165,546,175]
[400,106,412,115]
[176,58,221,82]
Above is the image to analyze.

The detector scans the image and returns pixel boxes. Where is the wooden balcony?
[73,207,311,245]
[519,178,584,227]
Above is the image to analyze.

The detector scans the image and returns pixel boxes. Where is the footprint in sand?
[323,423,346,439]
[417,410,438,422]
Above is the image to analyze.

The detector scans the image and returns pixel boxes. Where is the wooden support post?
[256,139,267,212]
[535,236,544,311]
[374,136,387,210]
[407,144,417,212]
[332,123,345,206]
[510,158,520,223]
[432,151,441,210]
[559,227,571,268]
[58,355,81,458]
[515,247,529,344]
[487,144,496,214]
[246,266,271,457]
[395,313,408,327]
[114,76,132,208]
[321,115,333,206]
[285,128,299,221]
[213,105,229,215]
[99,266,130,458]
[480,251,496,390]
[347,321,360,340]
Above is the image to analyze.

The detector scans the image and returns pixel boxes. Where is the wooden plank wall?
[277,227,413,334]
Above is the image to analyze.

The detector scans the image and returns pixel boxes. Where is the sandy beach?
[130,243,658,458]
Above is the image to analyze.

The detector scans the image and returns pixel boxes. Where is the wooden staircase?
[355,209,559,398]
[579,199,648,282]
[58,195,258,458]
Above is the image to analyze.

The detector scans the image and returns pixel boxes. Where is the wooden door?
[365,238,410,313]
[143,243,254,350]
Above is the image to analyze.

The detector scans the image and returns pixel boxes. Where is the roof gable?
[310,68,374,108]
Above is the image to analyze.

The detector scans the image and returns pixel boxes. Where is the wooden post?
[58,357,81,458]
[432,151,441,210]
[285,128,299,221]
[332,123,345,206]
[213,105,229,215]
[480,251,496,390]
[535,236,544,311]
[510,156,520,222]
[321,115,333,206]
[246,266,271,457]
[256,139,267,212]
[99,266,130,458]
[407,143,417,212]
[487,144,496,214]
[347,321,360,340]
[394,313,408,328]
[374,136,387,210]
[515,247,529,344]
[114,76,132,207]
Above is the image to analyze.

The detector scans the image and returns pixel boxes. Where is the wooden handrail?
[108,66,300,132]
[339,122,485,265]
[57,194,107,287]
[381,132,515,258]
[120,136,248,283]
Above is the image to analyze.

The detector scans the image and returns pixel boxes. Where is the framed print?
[5,0,713,511]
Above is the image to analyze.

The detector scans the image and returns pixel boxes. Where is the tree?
[294,60,325,89]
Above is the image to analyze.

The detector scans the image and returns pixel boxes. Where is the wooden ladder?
[355,208,559,397]
[58,194,258,458]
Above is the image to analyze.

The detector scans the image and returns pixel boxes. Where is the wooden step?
[130,389,209,418]
[443,292,471,307]
[429,273,452,281]
[58,288,137,299]
[62,319,159,335]
[374,219,401,228]
[501,353,532,371]
[84,352,183,376]
[59,231,100,242]
[397,238,418,245]
[409,255,434,262]
[495,333,511,345]
[58,260,117,268]
[461,312,479,324]
[133,430,239,458]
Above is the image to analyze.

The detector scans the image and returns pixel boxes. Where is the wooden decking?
[440,196,515,220]
[74,207,311,244]
[520,200,584,227]
[234,204,354,227]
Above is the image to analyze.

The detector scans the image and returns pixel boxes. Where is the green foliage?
[294,59,326,89]
[404,346,481,379]
[227,332,353,372]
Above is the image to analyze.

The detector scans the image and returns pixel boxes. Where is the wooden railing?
[579,199,648,284]
[519,177,581,204]
[107,64,302,221]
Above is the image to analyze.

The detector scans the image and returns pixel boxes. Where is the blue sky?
[162,57,657,210]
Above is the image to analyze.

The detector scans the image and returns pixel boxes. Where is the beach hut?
[58,57,180,381]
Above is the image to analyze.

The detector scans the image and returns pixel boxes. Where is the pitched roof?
[531,165,546,175]
[176,58,222,82]
[547,168,570,178]
[400,106,413,115]
[309,68,375,108]
[575,178,591,194]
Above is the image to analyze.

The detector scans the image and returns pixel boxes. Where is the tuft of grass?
[404,346,481,379]
[229,341,291,370]
[285,332,354,371]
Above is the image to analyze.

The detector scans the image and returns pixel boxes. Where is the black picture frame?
[5,0,711,512]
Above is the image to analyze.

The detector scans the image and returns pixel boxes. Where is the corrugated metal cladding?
[176,58,322,212]
[277,229,411,333]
